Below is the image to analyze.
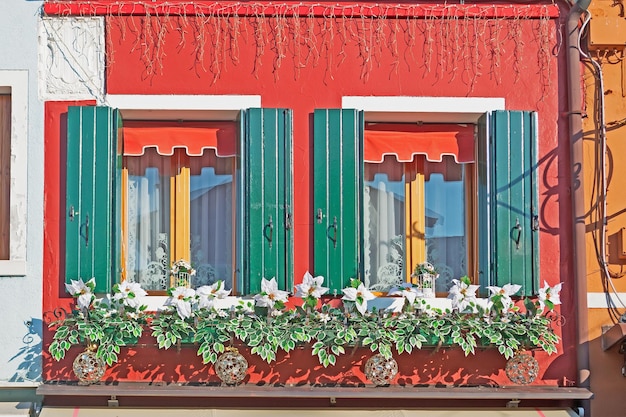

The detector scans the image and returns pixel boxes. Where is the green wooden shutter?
[478,110,539,295]
[241,108,293,294]
[65,106,122,293]
[312,109,363,292]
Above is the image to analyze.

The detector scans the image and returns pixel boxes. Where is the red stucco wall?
[42,6,577,387]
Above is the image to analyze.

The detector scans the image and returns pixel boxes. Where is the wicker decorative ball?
[215,349,249,385]
[505,352,539,385]
[364,353,398,386]
[73,347,106,385]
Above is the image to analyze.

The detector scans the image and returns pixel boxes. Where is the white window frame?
[341,96,505,123]
[0,70,28,276]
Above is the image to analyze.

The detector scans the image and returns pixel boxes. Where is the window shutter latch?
[327,216,338,248]
[532,215,539,231]
[80,214,89,248]
[264,216,273,249]
[68,205,78,221]
[513,217,522,249]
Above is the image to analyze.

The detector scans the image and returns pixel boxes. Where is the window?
[362,122,475,294]
[0,70,27,276]
[121,121,237,293]
[0,91,10,261]
[64,106,293,295]
[313,109,539,296]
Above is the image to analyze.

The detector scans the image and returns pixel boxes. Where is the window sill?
[0,260,26,276]
[139,295,460,312]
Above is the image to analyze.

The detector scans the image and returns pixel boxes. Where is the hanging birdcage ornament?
[73,344,106,385]
[505,351,539,385]
[411,262,438,298]
[215,347,249,385]
[170,259,195,288]
[364,354,398,386]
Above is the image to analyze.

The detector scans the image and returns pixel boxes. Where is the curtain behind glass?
[125,149,171,291]
[190,163,233,290]
[364,160,405,291]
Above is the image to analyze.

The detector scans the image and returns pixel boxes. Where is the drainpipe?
[565,0,591,410]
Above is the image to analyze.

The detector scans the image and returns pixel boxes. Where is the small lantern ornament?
[411,262,438,298]
[505,351,539,385]
[215,347,249,385]
[364,354,398,386]
[73,344,106,385]
[170,259,195,288]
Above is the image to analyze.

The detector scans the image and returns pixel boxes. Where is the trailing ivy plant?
[49,280,148,366]
[49,273,563,369]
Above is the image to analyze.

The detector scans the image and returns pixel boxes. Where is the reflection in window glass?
[190,167,233,290]
[364,168,405,292]
[424,159,467,292]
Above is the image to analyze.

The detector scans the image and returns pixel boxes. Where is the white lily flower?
[165,287,196,319]
[342,283,376,315]
[295,271,329,299]
[538,281,562,311]
[254,277,289,308]
[388,283,422,306]
[113,281,148,309]
[448,278,480,312]
[196,281,231,310]
[385,297,407,313]
[65,278,96,310]
[486,283,521,313]
[316,312,331,323]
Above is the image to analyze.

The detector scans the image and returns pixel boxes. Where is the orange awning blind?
[364,123,475,163]
[123,121,237,157]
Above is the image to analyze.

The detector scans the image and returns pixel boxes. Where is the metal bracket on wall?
[108,395,119,407]
[506,398,521,408]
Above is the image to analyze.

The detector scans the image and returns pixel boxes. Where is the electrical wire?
[577,12,626,323]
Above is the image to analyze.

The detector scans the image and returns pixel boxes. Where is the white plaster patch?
[39,17,104,101]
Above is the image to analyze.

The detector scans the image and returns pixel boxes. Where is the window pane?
[364,160,405,291]
[424,158,468,293]
[125,152,171,291]
[190,164,233,290]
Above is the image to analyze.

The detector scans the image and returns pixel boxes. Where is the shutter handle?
[512,217,522,249]
[68,206,78,221]
[327,216,338,248]
[264,215,273,249]
[80,214,89,247]
[285,212,293,230]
